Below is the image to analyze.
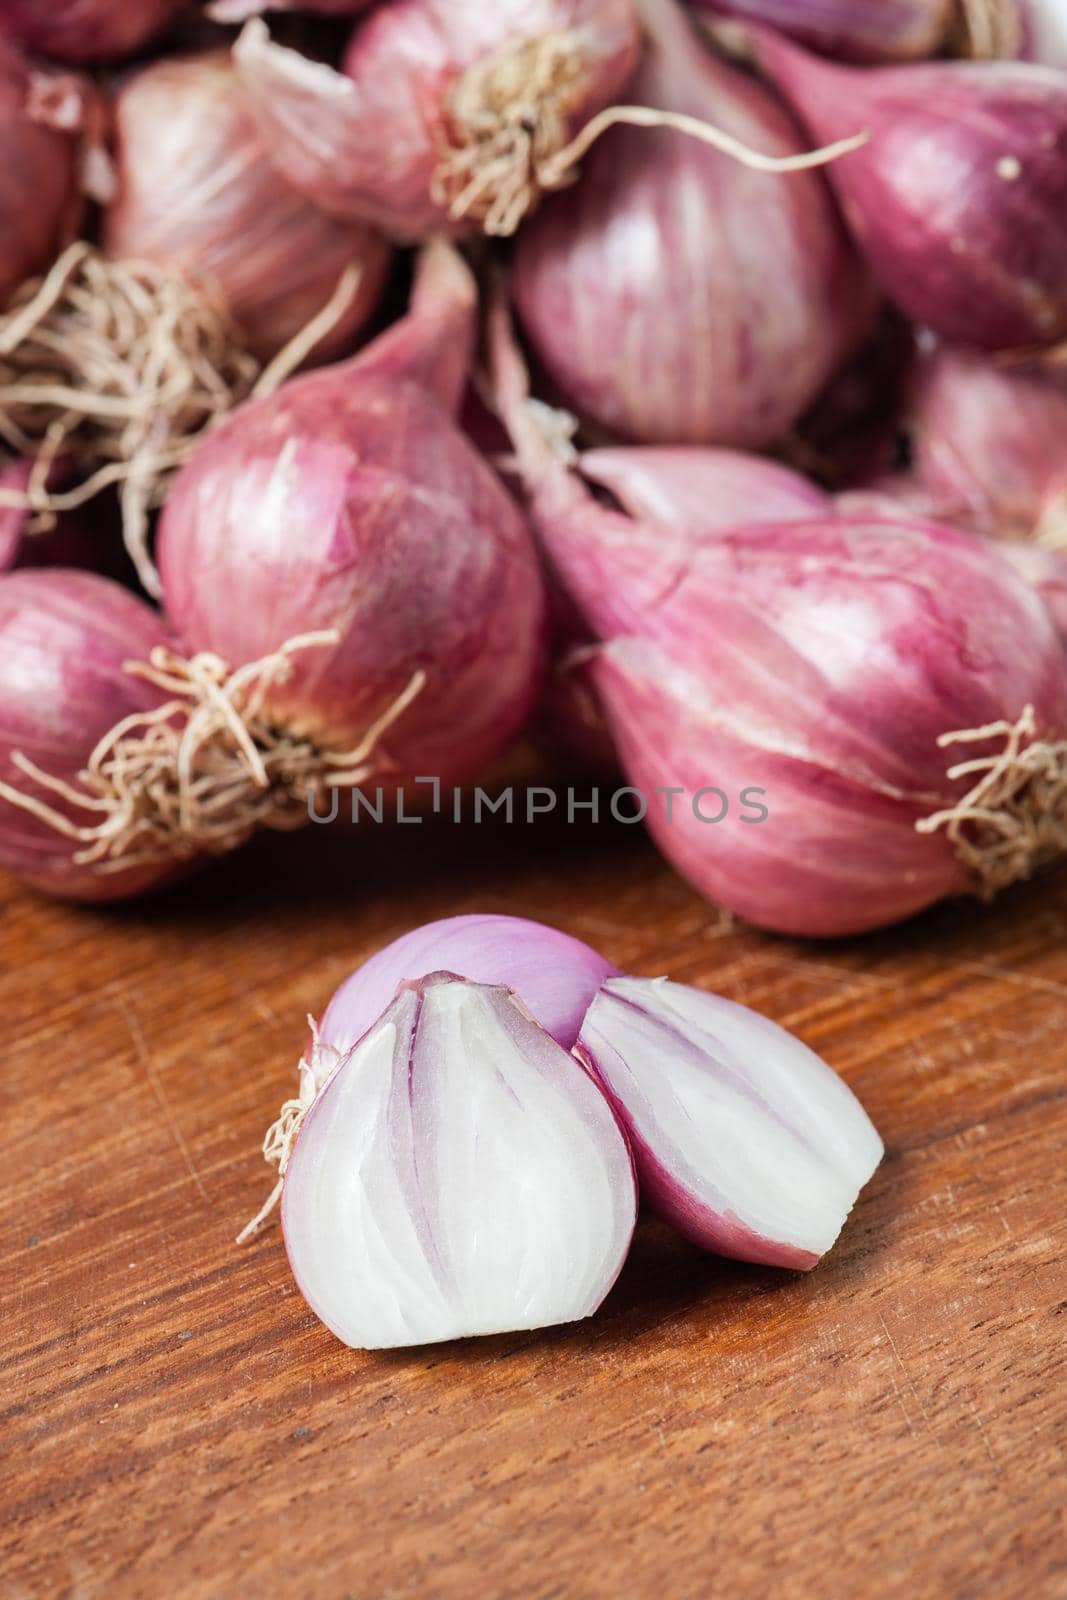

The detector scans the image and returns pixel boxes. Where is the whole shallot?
[234,0,642,237]
[752,29,1067,350]
[104,51,391,364]
[514,0,873,447]
[494,305,1067,938]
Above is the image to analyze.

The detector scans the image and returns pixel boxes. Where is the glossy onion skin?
[757,35,1067,349]
[235,0,641,238]
[104,52,391,364]
[514,0,873,447]
[0,0,183,63]
[0,34,80,306]
[158,370,547,788]
[0,570,179,901]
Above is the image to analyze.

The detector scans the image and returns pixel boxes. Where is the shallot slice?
[279,974,637,1349]
[578,977,884,1269]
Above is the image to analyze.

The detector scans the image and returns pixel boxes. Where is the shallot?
[908,346,1067,545]
[234,0,642,237]
[0,34,82,307]
[319,914,619,1054]
[513,0,873,447]
[276,974,637,1348]
[494,305,1067,937]
[104,51,390,364]
[0,0,183,62]
[578,977,883,1267]
[752,30,1067,350]
[0,569,181,901]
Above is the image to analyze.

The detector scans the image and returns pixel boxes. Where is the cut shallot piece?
[578,977,883,1270]
[280,974,637,1349]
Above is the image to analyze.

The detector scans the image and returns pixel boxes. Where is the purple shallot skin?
[754,32,1067,349]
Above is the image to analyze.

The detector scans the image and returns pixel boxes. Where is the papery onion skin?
[104,52,391,365]
[578,977,883,1267]
[0,569,181,901]
[908,346,1067,543]
[753,31,1067,350]
[0,35,81,306]
[688,0,954,63]
[282,974,638,1349]
[235,0,641,238]
[320,914,619,1054]
[0,0,183,62]
[514,0,873,448]
[158,251,547,788]
[580,446,832,534]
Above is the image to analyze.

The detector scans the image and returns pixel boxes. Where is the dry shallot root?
[1,630,425,877]
[917,706,1067,897]
[0,244,362,596]
[431,25,870,237]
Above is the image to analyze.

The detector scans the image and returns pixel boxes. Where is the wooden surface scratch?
[1,812,1065,1599]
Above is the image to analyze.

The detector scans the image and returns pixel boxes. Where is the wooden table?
[3,809,1065,1599]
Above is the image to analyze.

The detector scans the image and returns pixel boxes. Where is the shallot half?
[578,977,883,1268]
[276,974,637,1349]
[514,0,873,447]
[752,30,1067,350]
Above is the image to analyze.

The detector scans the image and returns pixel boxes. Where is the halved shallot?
[276,974,638,1348]
[578,976,883,1268]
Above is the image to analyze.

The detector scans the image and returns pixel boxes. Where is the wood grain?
[1,811,1065,1600]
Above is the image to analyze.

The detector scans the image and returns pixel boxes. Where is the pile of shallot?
[0,0,1064,936]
